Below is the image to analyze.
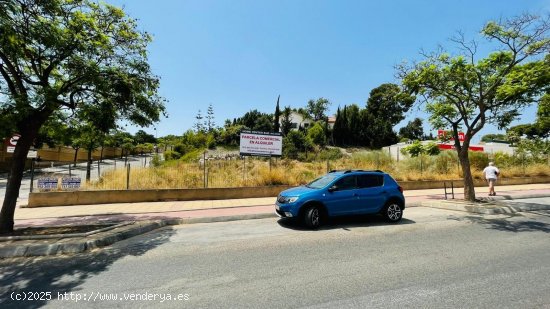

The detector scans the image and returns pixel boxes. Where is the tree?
[280,106,293,136]
[206,103,215,132]
[334,105,349,146]
[399,14,550,201]
[273,95,281,133]
[332,107,344,145]
[134,130,157,145]
[283,130,313,159]
[306,97,331,121]
[157,134,180,152]
[219,124,244,146]
[401,141,440,157]
[363,83,414,148]
[346,104,361,146]
[508,93,550,139]
[194,110,205,132]
[236,109,274,132]
[480,133,508,143]
[307,122,327,147]
[507,92,550,160]
[399,118,424,141]
[112,131,135,158]
[0,0,165,233]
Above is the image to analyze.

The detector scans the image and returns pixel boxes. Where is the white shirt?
[483,166,500,179]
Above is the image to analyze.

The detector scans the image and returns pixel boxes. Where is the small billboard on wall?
[239,130,282,157]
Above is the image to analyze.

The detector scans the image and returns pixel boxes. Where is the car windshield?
[306,174,339,189]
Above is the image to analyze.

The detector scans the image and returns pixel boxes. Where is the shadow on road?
[15,213,186,228]
[448,213,550,234]
[277,214,415,231]
[0,226,175,308]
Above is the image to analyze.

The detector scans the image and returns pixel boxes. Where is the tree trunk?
[0,133,33,234]
[86,148,92,182]
[100,146,104,162]
[458,149,476,201]
[73,148,79,167]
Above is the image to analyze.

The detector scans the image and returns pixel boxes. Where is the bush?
[307,122,327,147]
[433,151,458,174]
[151,154,162,167]
[180,149,204,162]
[318,148,343,161]
[424,142,441,156]
[401,141,423,157]
[350,151,393,171]
[164,150,181,161]
[493,151,516,168]
[468,151,489,170]
[283,131,313,159]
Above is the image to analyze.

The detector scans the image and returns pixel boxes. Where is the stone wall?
[26,176,550,207]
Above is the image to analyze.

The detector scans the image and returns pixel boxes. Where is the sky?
[107,0,550,143]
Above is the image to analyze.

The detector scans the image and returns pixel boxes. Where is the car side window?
[334,175,357,191]
[357,174,383,188]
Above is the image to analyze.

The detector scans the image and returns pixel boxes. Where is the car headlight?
[277,196,299,204]
[286,196,299,203]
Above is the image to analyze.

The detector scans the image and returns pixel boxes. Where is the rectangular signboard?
[240,131,283,157]
[61,177,81,190]
[27,150,37,158]
[37,177,59,191]
[438,144,484,152]
[437,130,465,142]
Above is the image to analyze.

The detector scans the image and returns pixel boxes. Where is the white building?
[282,111,313,131]
[383,140,516,160]
[278,112,336,131]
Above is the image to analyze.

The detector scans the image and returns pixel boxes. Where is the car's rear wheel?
[383,201,403,222]
[303,206,321,229]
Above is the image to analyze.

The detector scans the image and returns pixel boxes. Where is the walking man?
[483,162,500,196]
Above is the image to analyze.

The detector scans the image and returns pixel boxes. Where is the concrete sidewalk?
[12,183,550,228]
[2,183,549,258]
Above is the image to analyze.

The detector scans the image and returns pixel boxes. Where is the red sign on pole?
[5,134,20,153]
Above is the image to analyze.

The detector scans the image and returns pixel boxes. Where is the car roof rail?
[331,169,384,174]
[344,169,385,174]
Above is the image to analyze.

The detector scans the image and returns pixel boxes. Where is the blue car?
[275,170,405,228]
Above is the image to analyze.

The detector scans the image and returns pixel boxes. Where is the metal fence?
[19,150,549,193]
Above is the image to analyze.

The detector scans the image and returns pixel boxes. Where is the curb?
[0,220,168,258]
[0,213,278,258]
[421,194,550,215]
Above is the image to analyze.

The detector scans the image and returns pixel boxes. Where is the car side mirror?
[328,185,338,192]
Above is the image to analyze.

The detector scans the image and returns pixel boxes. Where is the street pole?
[30,159,35,193]
[203,151,207,188]
[126,164,130,190]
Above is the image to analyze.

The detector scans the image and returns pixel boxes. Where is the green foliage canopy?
[0,0,165,232]
[398,13,550,201]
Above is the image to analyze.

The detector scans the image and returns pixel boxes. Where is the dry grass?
[84,154,550,190]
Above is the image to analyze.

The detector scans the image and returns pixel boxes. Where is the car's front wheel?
[303,206,321,229]
[383,201,403,222]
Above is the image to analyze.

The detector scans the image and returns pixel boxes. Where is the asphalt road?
[1,205,550,308]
